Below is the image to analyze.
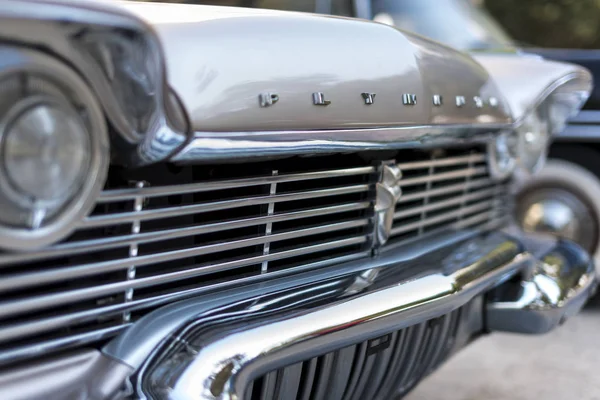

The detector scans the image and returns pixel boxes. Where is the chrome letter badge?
[313,92,331,106]
[362,93,376,105]
[374,162,402,247]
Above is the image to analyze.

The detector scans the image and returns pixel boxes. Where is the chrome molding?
[133,232,533,399]
[172,125,503,163]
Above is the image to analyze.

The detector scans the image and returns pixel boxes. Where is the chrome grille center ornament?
[374,162,402,247]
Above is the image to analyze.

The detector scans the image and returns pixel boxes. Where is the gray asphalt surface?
[405,296,600,400]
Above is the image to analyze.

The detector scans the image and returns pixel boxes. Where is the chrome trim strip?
[398,177,496,203]
[398,166,487,187]
[396,153,485,170]
[0,221,369,293]
[0,252,371,355]
[97,167,375,202]
[0,203,370,265]
[391,200,501,235]
[132,232,532,399]
[394,187,502,219]
[171,125,502,163]
[0,324,129,366]
[0,236,368,320]
[82,185,370,228]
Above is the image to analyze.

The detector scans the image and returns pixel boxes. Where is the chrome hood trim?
[100,231,595,400]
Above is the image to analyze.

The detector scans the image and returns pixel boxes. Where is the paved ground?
[406,296,600,400]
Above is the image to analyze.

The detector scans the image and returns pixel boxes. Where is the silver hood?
[0,0,517,164]
[119,2,512,132]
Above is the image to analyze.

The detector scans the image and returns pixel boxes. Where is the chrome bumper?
[97,231,594,400]
[0,231,593,400]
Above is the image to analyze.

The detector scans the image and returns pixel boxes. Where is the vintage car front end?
[0,1,595,399]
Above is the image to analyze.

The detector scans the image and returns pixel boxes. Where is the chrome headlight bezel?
[0,49,109,251]
[514,71,592,176]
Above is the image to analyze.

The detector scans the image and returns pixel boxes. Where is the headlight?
[0,49,109,251]
[1,100,92,229]
[515,72,592,175]
[516,111,550,174]
[488,131,519,180]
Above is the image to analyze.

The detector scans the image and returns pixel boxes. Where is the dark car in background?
[176,0,600,269]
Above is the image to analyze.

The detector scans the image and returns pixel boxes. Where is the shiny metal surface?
[0,161,374,365]
[374,163,402,247]
[134,232,532,400]
[487,239,596,334]
[389,149,508,244]
[0,146,508,365]
[519,194,595,252]
[516,159,600,264]
[172,125,502,163]
[247,306,465,400]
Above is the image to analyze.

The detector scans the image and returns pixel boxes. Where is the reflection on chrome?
[488,240,596,334]
[125,233,595,400]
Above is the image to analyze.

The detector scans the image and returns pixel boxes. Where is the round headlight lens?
[518,112,549,174]
[3,104,91,203]
[0,100,92,229]
[488,131,518,180]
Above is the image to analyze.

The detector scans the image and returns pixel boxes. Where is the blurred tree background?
[484,0,600,48]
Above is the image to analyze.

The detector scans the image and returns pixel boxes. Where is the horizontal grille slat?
[391,199,501,236]
[0,220,369,293]
[0,236,369,320]
[98,166,375,202]
[397,177,495,203]
[0,252,370,345]
[83,185,370,228]
[396,153,486,170]
[393,187,501,220]
[398,166,487,187]
[0,202,370,266]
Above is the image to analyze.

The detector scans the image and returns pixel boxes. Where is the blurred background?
[143,0,600,49]
[484,0,600,49]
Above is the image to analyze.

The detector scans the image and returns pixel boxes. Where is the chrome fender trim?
[130,233,533,400]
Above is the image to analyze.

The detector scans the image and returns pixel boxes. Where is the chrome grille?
[248,306,463,400]
[0,158,375,364]
[391,150,508,243]
[0,148,507,365]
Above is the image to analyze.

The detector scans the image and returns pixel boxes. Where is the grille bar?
[83,185,370,228]
[0,236,369,320]
[98,166,375,202]
[0,203,370,266]
[398,166,487,187]
[391,200,502,236]
[396,153,486,170]
[397,177,495,203]
[394,187,501,220]
[0,252,371,346]
[0,220,369,293]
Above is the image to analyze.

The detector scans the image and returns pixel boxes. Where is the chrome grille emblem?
[374,162,402,247]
